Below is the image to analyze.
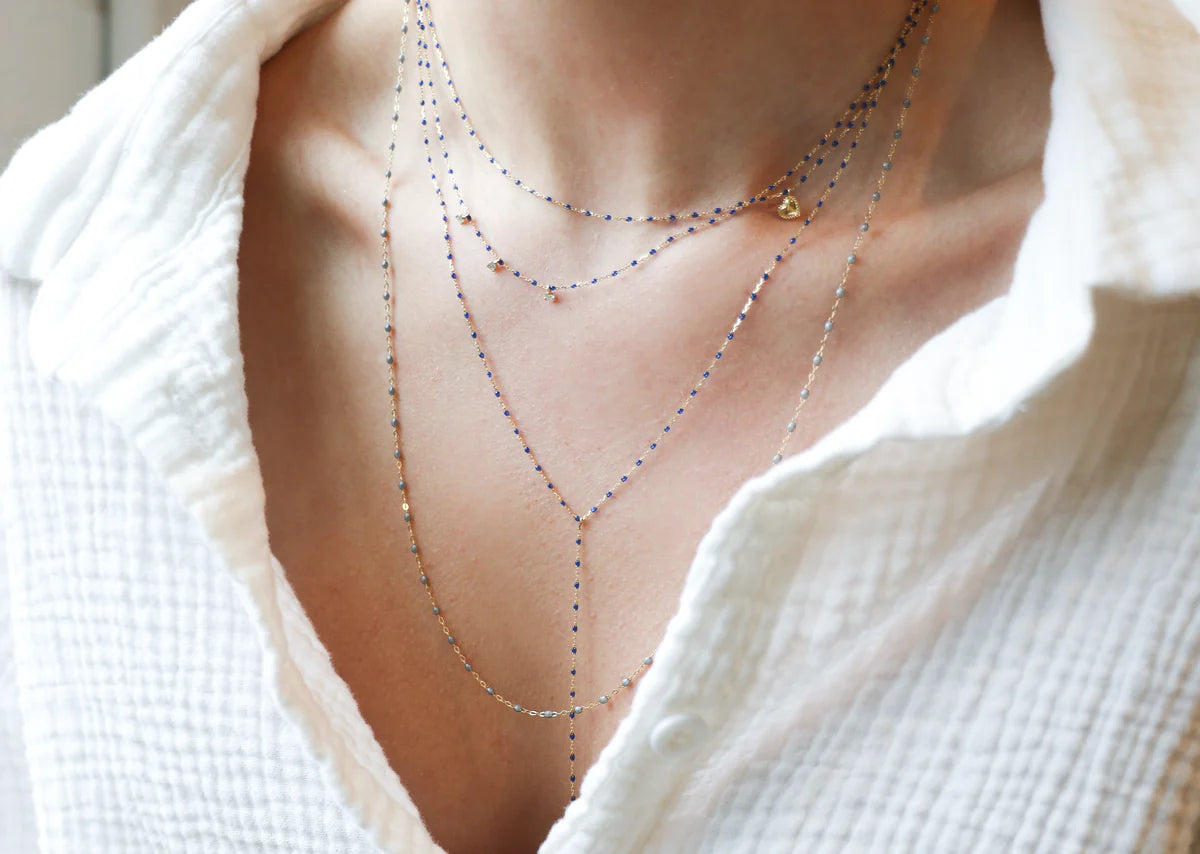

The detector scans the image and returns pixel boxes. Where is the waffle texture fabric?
[1,0,1199,851]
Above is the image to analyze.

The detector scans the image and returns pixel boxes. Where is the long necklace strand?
[379,1,938,805]
[422,0,927,225]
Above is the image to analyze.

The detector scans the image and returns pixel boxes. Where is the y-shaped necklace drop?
[378,1,938,804]
[421,0,928,224]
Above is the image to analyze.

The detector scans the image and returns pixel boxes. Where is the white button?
[649,712,710,758]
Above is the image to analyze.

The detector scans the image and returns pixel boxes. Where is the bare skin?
[237,1,1053,851]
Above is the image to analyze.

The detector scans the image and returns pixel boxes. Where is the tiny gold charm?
[455,213,472,225]
[542,288,556,302]
[776,195,802,220]
[487,258,505,272]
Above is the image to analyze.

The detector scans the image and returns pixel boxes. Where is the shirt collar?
[0,0,434,846]
[0,0,350,574]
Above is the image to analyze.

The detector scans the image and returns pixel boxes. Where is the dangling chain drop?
[379,0,939,806]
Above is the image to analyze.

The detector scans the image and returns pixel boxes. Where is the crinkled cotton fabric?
[1,0,1199,852]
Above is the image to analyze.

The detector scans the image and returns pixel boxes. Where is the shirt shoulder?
[0,0,344,286]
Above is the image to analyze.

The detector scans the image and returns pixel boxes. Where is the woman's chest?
[233,78,1047,845]
[231,235,811,850]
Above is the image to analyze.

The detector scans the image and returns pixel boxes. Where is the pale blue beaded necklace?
[378,0,938,806]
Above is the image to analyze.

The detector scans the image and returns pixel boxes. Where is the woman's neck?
[421,0,924,213]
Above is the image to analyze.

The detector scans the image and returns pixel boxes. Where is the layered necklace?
[377,0,939,805]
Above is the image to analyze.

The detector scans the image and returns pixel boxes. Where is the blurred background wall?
[0,0,190,165]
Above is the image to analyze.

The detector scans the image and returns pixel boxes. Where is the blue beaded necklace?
[422,0,927,226]
[416,0,926,302]
[378,0,938,807]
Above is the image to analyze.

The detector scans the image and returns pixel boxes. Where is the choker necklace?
[417,26,883,303]
[378,0,938,806]
[421,0,927,225]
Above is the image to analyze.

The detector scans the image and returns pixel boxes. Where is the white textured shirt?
[2,0,1200,851]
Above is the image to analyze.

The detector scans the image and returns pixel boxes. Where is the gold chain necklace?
[378,0,938,805]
